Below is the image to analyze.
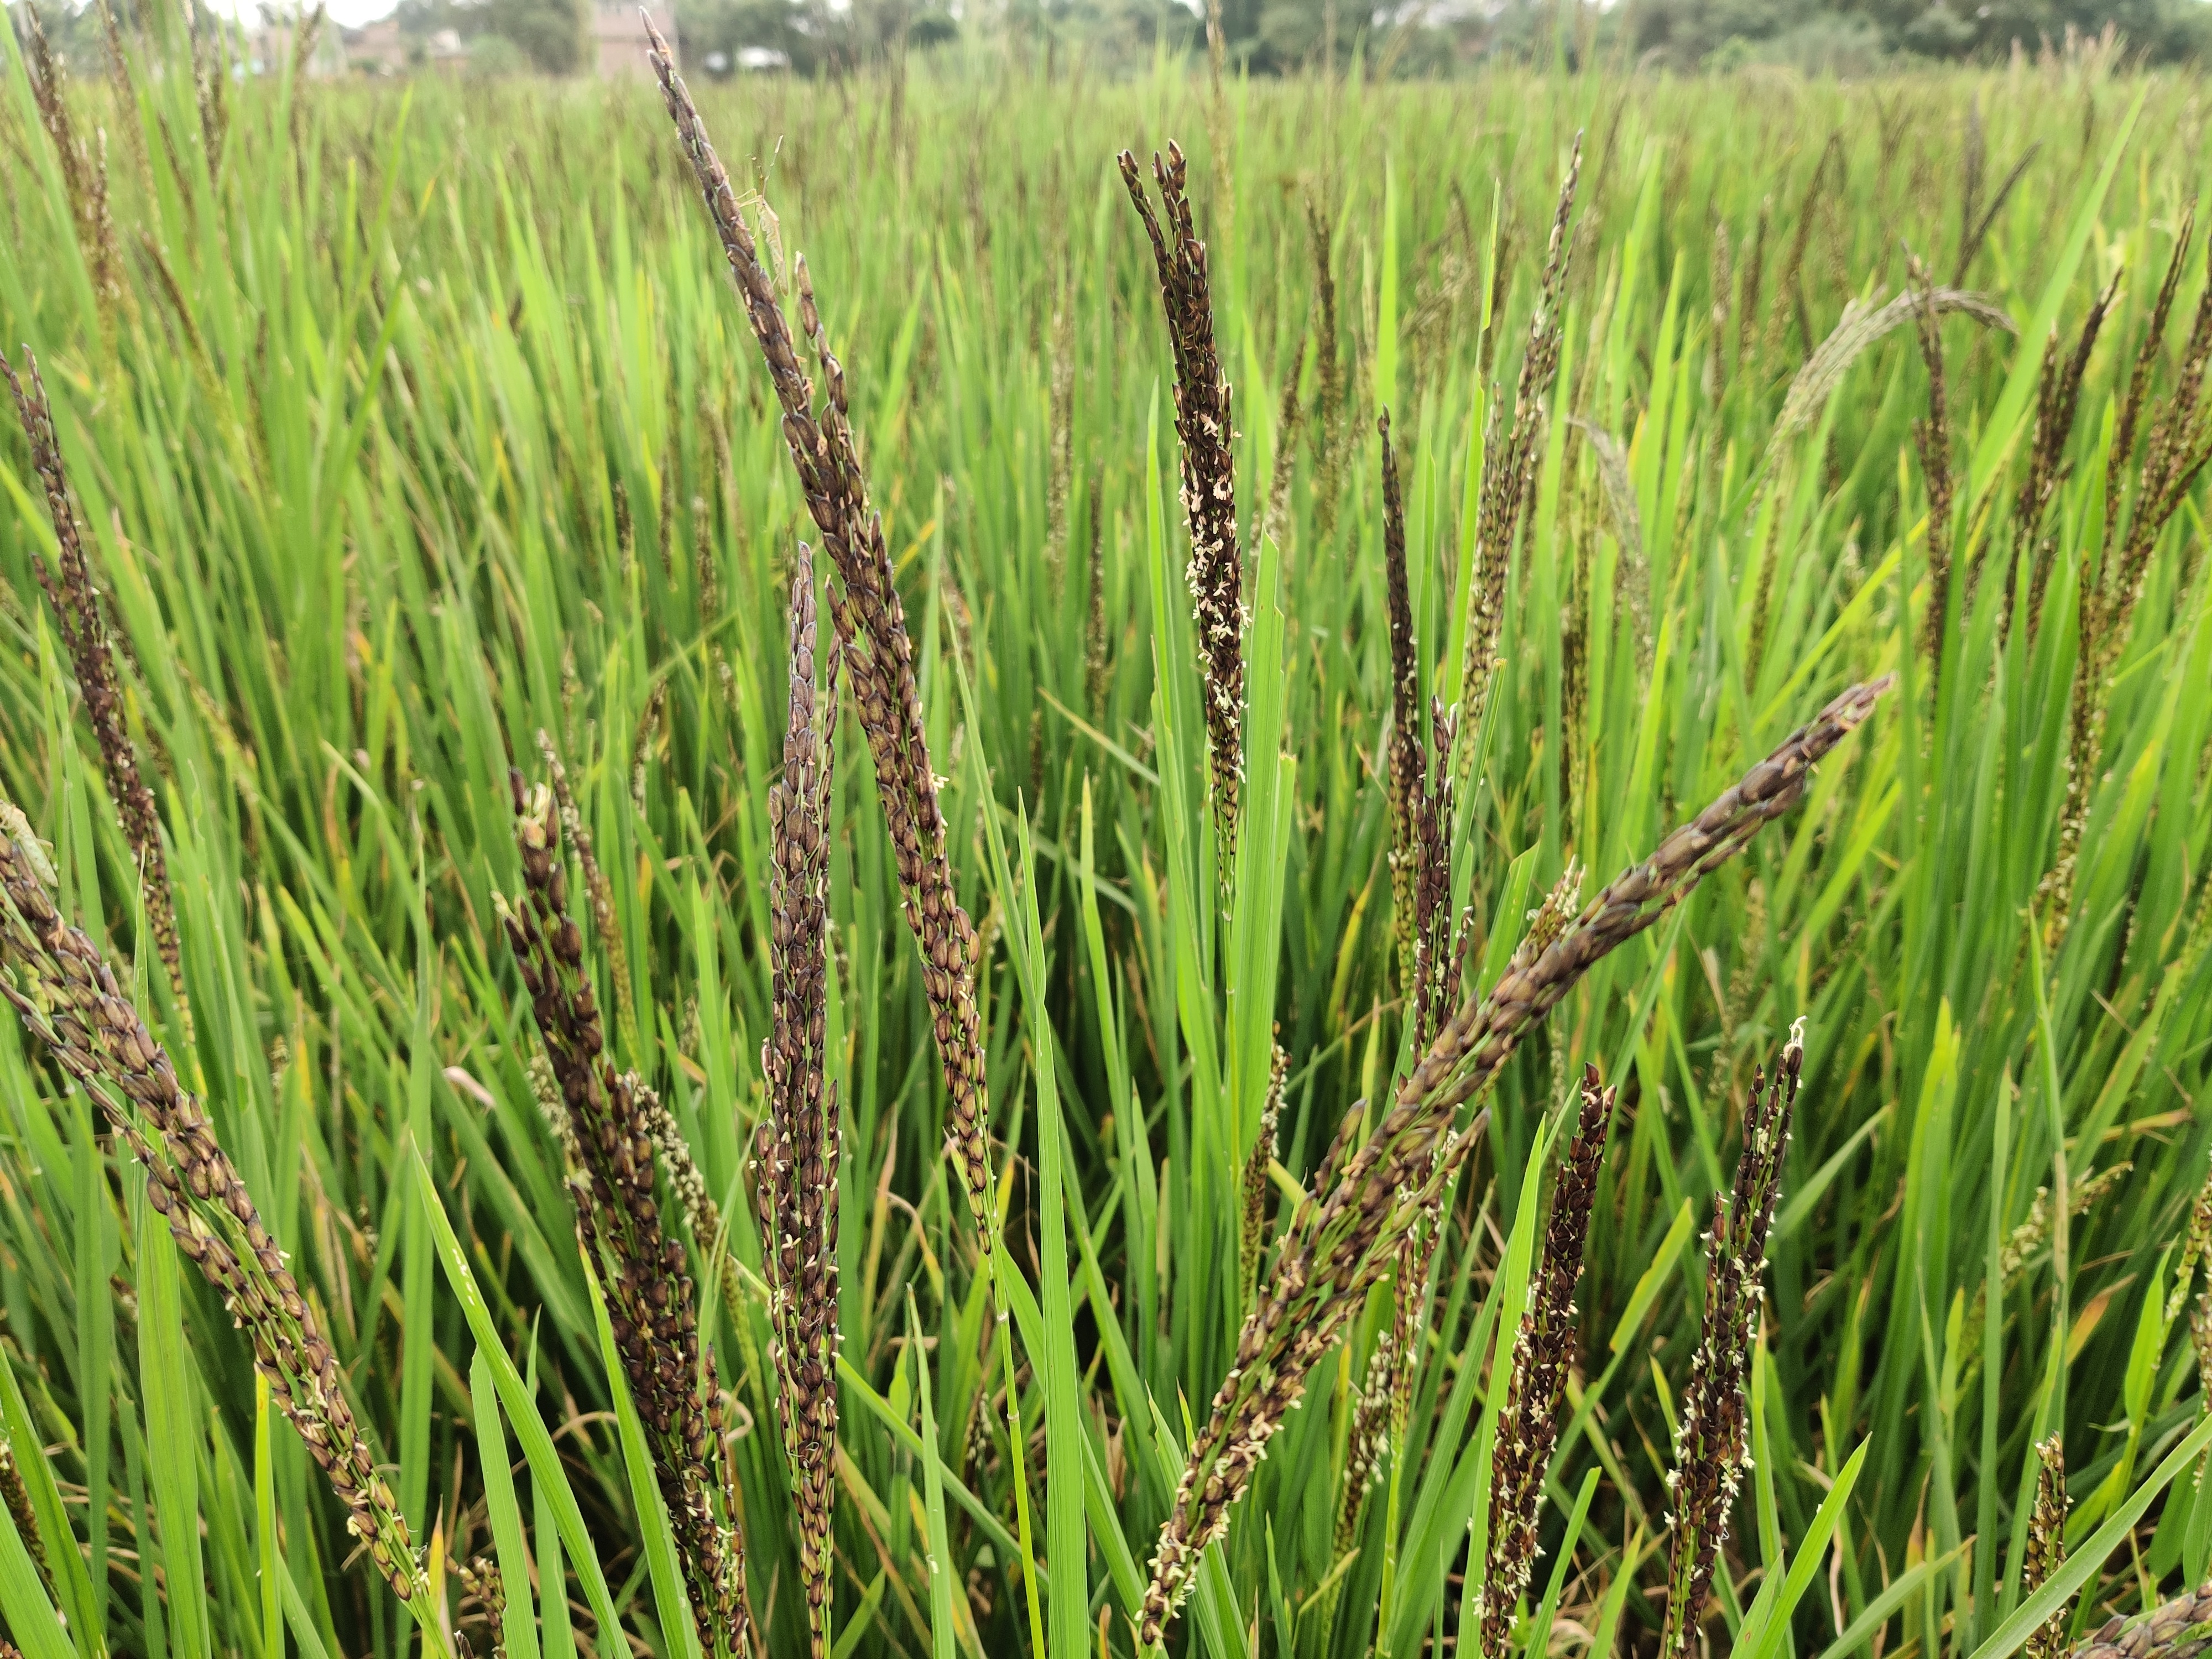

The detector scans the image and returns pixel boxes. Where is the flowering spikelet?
[1380,409,1462,1051]
[1477,1062,1614,1656]
[457,1556,507,1659]
[1238,1042,1287,1308]
[1965,1163,2131,1343]
[1396,680,1875,1134]
[636,1077,719,1258]
[524,1048,579,1168]
[2192,1193,2212,1406]
[630,681,666,820]
[1911,257,1957,670]
[1046,282,1076,594]
[186,0,227,170]
[756,550,842,1659]
[0,1431,50,1598]
[2048,221,2212,942]
[1657,1025,1803,1659]
[2163,1154,2212,1424]
[1121,140,1246,872]
[1135,684,1886,1647]
[2103,214,2206,608]
[1333,1316,1399,1562]
[1379,1206,1442,1455]
[1459,140,1581,752]
[1260,357,1302,551]
[1308,195,1347,546]
[1347,430,1563,1554]
[19,9,122,312]
[0,813,422,1608]
[1084,483,1110,714]
[1380,405,1420,994]
[536,729,637,1058]
[1344,866,1585,1573]
[645,25,994,1255]
[499,778,747,1659]
[2011,274,2118,639]
[2022,1437,2070,1659]
[3,352,185,1024]
[2070,1579,2212,1659]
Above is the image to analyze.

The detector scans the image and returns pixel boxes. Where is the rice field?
[2,23,2212,1659]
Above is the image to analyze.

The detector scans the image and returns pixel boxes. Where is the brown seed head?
[2,350,185,1027]
[1657,1025,1803,1659]
[0,816,418,1606]
[2022,1436,2071,1659]
[757,549,842,1659]
[644,27,994,1253]
[501,770,749,1658]
[1137,682,1883,1647]
[1121,140,1246,875]
[1459,138,1582,752]
[1478,1062,1614,1655]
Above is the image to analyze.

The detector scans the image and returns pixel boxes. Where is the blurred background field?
[21,0,2212,96]
[4,15,2212,1659]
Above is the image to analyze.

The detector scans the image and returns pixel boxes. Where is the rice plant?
[0,21,2210,1659]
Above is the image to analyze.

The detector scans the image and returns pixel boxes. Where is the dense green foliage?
[660,0,2212,81]
[1613,0,2211,69]
[671,0,2212,83]
[3,28,2212,1659]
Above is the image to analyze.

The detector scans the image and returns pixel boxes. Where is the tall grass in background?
[1,18,2210,1659]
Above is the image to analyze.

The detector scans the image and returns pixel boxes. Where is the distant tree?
[1859,0,2208,56]
[1624,0,1836,65]
[1248,0,1366,74]
[486,0,579,71]
[1461,0,2206,65]
[467,28,529,68]
[393,0,578,70]
[675,0,945,74]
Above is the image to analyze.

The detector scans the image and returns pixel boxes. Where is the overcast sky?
[205,0,403,29]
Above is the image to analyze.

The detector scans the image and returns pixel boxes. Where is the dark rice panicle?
[756,549,843,1659]
[645,21,995,1255]
[1657,1027,1802,1659]
[0,820,420,1606]
[502,778,748,1658]
[1136,682,1886,1646]
[1478,1062,1614,1655]
[4,352,185,1023]
[2022,1436,2072,1659]
[1459,139,1582,752]
[1121,140,1248,875]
